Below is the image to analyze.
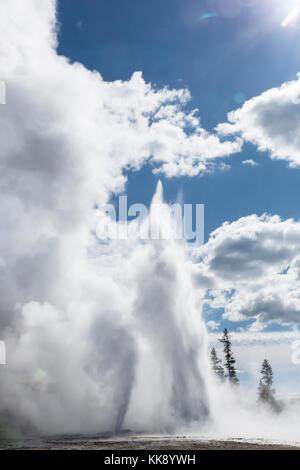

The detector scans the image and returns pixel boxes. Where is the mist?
[0,182,210,435]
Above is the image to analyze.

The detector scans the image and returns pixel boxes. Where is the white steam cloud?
[1,179,210,435]
[0,0,217,434]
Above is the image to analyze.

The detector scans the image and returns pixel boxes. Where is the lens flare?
[281,7,300,27]
[199,13,218,21]
[234,91,246,105]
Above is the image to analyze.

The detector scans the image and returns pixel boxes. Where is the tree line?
[211,328,280,411]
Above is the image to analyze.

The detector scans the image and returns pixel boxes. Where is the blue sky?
[55,1,300,388]
[56,0,300,236]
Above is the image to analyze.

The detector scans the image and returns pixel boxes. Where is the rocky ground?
[1,435,299,450]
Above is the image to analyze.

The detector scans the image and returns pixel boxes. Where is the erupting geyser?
[125,182,210,432]
[0,182,210,435]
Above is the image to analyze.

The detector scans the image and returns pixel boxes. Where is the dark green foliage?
[210,347,225,379]
[258,359,280,411]
[218,328,239,385]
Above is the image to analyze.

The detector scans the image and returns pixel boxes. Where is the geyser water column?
[124,182,210,432]
[0,181,210,435]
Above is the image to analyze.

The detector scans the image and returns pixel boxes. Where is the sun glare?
[281,7,300,27]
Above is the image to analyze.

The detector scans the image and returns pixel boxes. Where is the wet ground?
[0,434,299,450]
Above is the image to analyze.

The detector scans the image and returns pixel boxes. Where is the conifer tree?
[258,359,279,411]
[218,328,239,385]
[210,347,225,379]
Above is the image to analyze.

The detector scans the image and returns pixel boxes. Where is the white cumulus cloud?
[242,159,258,166]
[195,214,300,328]
[217,73,300,168]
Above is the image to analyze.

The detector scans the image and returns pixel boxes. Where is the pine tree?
[258,359,279,411]
[218,328,239,385]
[210,348,225,379]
